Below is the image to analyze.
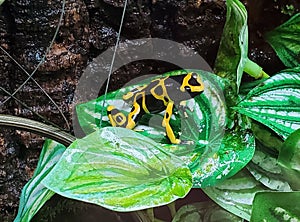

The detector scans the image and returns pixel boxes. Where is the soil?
[0,0,299,221]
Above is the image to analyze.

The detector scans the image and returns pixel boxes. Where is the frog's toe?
[180,140,194,145]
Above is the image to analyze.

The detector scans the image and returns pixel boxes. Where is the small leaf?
[251,192,300,222]
[172,201,243,222]
[14,140,66,222]
[203,169,268,221]
[278,128,300,170]
[236,70,300,139]
[278,128,300,190]
[251,121,283,153]
[214,0,248,90]
[246,142,292,191]
[265,13,300,68]
[191,128,255,188]
[42,127,192,212]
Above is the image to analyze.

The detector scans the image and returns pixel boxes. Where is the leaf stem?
[244,58,270,79]
[0,114,75,146]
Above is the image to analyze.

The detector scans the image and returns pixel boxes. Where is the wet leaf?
[265,13,300,68]
[14,140,66,222]
[202,169,268,221]
[172,201,243,222]
[251,121,283,153]
[42,127,192,212]
[246,142,292,191]
[76,69,228,141]
[236,70,300,139]
[278,128,300,190]
[191,128,255,188]
[76,70,255,188]
[250,192,300,222]
[214,0,248,90]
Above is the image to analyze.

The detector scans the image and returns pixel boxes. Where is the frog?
[107,72,205,144]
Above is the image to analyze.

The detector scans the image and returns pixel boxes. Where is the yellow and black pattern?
[107,72,205,144]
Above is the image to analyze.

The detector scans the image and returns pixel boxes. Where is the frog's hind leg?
[162,102,181,144]
[107,102,143,129]
[107,105,128,128]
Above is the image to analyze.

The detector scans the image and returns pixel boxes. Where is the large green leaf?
[202,169,268,221]
[278,128,300,190]
[214,0,248,90]
[76,70,255,187]
[76,69,228,141]
[265,13,300,68]
[250,192,300,222]
[236,70,300,139]
[14,140,66,222]
[42,127,192,212]
[172,201,243,222]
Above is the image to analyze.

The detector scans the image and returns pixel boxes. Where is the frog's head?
[180,72,205,93]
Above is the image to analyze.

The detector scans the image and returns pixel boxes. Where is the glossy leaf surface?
[76,70,255,187]
[246,142,292,191]
[14,140,66,222]
[278,128,300,190]
[203,169,268,221]
[266,13,300,68]
[236,71,300,139]
[214,0,248,90]
[42,127,193,212]
[172,201,243,222]
[251,192,300,222]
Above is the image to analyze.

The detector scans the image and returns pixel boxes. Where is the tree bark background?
[0,0,298,221]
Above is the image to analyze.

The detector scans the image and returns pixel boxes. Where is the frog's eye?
[191,72,198,79]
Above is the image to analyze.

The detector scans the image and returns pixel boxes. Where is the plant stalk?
[244,58,270,79]
[0,115,75,146]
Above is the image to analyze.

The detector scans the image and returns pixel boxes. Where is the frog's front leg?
[162,102,181,144]
[107,102,142,129]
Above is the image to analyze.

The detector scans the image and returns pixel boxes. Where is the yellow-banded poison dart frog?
[107,72,205,144]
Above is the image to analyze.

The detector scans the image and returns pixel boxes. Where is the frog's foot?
[180,140,194,145]
[178,101,191,118]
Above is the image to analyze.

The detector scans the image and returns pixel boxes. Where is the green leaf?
[76,70,255,188]
[203,169,268,221]
[0,0,4,6]
[14,140,66,222]
[251,121,283,153]
[236,70,300,139]
[278,128,300,170]
[250,192,300,222]
[42,127,192,212]
[172,201,243,222]
[191,128,255,188]
[246,142,292,191]
[214,0,248,90]
[278,128,300,190]
[265,13,300,68]
[76,69,228,140]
